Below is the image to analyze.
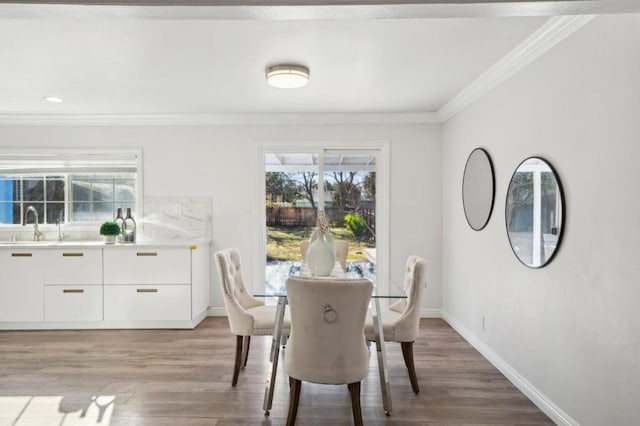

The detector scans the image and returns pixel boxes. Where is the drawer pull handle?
[11,253,32,257]
[137,288,158,293]
[137,252,158,257]
[63,289,84,294]
[62,253,84,257]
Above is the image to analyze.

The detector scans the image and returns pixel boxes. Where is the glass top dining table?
[254,262,406,417]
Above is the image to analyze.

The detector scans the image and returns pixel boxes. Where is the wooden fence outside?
[266,206,376,239]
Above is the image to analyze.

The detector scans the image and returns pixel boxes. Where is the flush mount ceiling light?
[266,64,309,89]
[43,96,63,103]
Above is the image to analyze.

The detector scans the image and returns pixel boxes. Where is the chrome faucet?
[23,206,43,242]
[56,210,65,241]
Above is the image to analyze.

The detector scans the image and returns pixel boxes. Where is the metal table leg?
[373,297,392,416]
[263,296,287,416]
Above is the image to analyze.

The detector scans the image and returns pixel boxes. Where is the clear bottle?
[114,208,125,243]
[122,207,136,243]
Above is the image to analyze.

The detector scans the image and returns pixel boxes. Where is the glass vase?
[122,208,136,243]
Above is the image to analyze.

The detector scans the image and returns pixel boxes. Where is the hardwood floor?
[0,318,552,425]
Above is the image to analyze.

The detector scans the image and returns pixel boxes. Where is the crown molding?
[0,2,637,20]
[0,112,442,126]
[438,14,595,122]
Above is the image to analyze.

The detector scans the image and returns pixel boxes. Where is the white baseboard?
[442,311,578,426]
[421,308,442,318]
[0,319,204,330]
[207,307,227,317]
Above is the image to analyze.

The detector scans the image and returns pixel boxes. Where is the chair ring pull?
[322,305,337,324]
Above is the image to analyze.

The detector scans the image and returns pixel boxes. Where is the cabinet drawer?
[103,285,191,321]
[45,286,103,322]
[44,249,103,285]
[104,248,190,285]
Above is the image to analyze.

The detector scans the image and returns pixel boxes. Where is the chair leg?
[232,335,243,387]
[286,377,302,426]
[401,341,420,394]
[242,336,251,368]
[348,382,363,426]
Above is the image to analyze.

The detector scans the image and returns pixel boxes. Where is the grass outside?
[267,226,372,262]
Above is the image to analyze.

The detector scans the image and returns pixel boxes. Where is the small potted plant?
[100,221,121,244]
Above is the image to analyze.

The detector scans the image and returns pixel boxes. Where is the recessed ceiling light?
[43,96,63,103]
[266,64,309,89]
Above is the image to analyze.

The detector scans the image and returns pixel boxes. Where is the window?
[0,149,141,225]
[0,175,65,224]
[70,175,136,222]
[262,149,380,293]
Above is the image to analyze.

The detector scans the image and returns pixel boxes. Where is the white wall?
[443,14,640,425]
[0,122,442,314]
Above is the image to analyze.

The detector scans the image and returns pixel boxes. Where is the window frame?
[0,148,143,229]
[255,141,390,298]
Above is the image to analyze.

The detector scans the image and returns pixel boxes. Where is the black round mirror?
[506,157,564,268]
[462,148,495,231]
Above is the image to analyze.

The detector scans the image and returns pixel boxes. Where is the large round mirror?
[462,148,495,231]
[506,157,564,268]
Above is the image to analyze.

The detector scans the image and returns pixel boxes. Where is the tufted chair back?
[388,255,427,342]
[285,277,372,385]
[214,248,264,336]
[333,241,349,270]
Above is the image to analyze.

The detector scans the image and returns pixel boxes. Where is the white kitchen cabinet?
[190,242,210,320]
[44,248,102,285]
[45,285,103,322]
[103,248,191,285]
[104,284,191,321]
[0,248,44,321]
[102,246,195,323]
[42,247,103,323]
[0,243,209,330]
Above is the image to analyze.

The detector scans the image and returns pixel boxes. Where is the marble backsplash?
[0,196,212,243]
[140,196,212,242]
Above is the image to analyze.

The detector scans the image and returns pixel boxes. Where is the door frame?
[254,140,390,296]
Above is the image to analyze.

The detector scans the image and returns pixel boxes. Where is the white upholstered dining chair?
[300,240,349,270]
[214,248,290,387]
[365,255,427,394]
[285,276,372,426]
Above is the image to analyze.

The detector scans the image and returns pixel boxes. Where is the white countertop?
[0,240,210,249]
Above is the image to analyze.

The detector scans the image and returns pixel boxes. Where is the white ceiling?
[0,5,550,115]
